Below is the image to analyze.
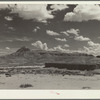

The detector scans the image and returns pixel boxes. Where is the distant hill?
[0,46,100,67]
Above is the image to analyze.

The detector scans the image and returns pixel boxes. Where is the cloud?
[33,29,37,33]
[31,40,100,56]
[74,36,90,41]
[55,38,67,42]
[11,4,54,21]
[66,28,90,42]
[88,41,100,47]
[61,31,69,36]
[51,44,69,52]
[64,44,69,48]
[5,16,13,21]
[83,41,100,55]
[31,41,48,50]
[50,4,68,11]
[61,29,79,38]
[15,37,31,42]
[53,45,67,52]
[36,26,40,29]
[67,28,79,36]
[64,4,100,22]
[46,30,60,36]
[52,45,82,53]
[0,4,54,22]
[0,37,31,43]
[0,39,13,42]
[8,27,15,31]
[31,41,69,52]
[33,26,40,32]
[5,47,10,50]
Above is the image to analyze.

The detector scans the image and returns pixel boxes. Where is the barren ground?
[0,66,100,89]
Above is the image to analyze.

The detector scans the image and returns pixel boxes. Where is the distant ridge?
[16,46,30,53]
[12,46,30,56]
[0,46,99,67]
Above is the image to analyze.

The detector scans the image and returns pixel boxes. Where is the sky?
[0,4,100,55]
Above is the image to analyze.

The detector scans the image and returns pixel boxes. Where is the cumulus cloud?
[31,41,48,50]
[33,26,40,32]
[64,4,100,22]
[50,4,68,11]
[31,41,69,52]
[53,45,67,52]
[67,28,79,36]
[88,41,100,47]
[61,31,69,36]
[31,41,86,54]
[5,16,13,21]
[74,36,90,41]
[83,41,100,55]
[64,44,69,48]
[51,44,69,52]
[31,40,90,55]
[11,4,54,21]
[0,4,54,22]
[5,47,10,50]
[46,30,60,36]
[55,38,67,42]
[36,26,40,29]
[66,28,90,42]
[52,45,83,53]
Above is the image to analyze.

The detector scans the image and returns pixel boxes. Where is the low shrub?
[82,86,91,89]
[20,84,33,88]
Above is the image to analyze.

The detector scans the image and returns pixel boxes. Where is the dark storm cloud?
[47,5,76,22]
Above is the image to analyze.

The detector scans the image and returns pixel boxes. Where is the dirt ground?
[0,73,100,89]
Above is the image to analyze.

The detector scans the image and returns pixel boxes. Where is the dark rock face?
[97,56,100,58]
[16,46,30,53]
[45,63,97,70]
[12,46,30,56]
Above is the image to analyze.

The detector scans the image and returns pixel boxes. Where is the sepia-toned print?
[0,4,100,89]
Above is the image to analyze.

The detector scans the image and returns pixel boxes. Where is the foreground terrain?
[0,66,100,89]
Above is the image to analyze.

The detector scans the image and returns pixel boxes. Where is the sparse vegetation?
[19,84,33,88]
[0,67,97,76]
[82,87,91,89]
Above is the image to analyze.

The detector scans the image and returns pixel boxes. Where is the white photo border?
[0,1,100,99]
